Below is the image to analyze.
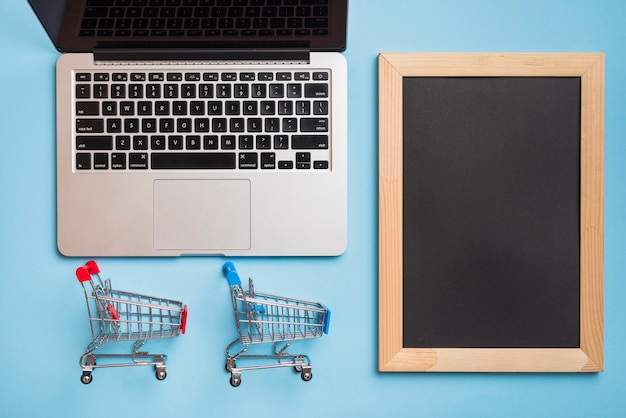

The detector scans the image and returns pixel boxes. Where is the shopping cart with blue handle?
[76,260,188,384]
[222,262,331,387]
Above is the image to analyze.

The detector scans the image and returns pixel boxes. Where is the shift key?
[76,135,113,150]
[76,118,104,133]
[292,135,328,149]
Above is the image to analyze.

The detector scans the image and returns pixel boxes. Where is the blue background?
[1,1,625,416]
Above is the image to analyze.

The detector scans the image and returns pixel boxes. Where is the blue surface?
[1,1,625,416]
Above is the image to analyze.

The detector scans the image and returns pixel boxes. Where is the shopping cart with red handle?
[222,262,330,387]
[76,260,188,384]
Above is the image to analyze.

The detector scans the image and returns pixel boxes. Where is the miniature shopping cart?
[75,260,188,384]
[222,262,330,387]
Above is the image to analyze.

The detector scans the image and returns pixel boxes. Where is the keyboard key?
[221,135,236,149]
[133,135,148,150]
[142,119,157,132]
[287,83,302,97]
[76,102,99,116]
[238,152,258,169]
[120,102,135,115]
[296,100,310,115]
[102,102,117,115]
[76,135,113,150]
[300,118,328,132]
[94,153,109,169]
[111,153,126,169]
[282,118,297,132]
[230,118,245,132]
[292,134,328,149]
[269,84,284,98]
[186,135,201,149]
[151,152,236,169]
[274,135,288,149]
[138,102,153,115]
[256,135,271,149]
[195,118,210,132]
[296,151,311,169]
[125,119,140,133]
[152,135,166,150]
[305,83,328,97]
[76,153,92,169]
[111,84,125,98]
[261,152,276,169]
[216,84,231,98]
[169,135,184,149]
[252,84,267,98]
[313,100,328,115]
[76,119,104,133]
[129,153,149,169]
[239,135,253,149]
[243,101,258,115]
[185,73,201,81]
[116,136,131,150]
[204,135,219,149]
[76,85,91,99]
[312,71,329,80]
[107,119,122,133]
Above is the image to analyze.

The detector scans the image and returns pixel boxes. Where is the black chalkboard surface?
[402,76,581,349]
[379,53,604,372]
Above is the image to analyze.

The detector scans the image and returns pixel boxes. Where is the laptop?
[27,0,348,256]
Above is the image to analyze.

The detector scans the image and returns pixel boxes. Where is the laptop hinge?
[93,48,310,64]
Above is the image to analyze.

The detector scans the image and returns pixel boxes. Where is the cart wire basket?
[76,260,188,384]
[222,262,330,387]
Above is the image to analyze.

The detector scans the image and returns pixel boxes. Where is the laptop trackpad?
[153,179,251,251]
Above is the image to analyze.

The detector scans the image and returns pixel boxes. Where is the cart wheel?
[81,372,93,385]
[230,374,241,387]
[294,365,303,372]
[156,370,167,381]
[301,371,313,382]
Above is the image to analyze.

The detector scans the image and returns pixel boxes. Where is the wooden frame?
[378,53,604,372]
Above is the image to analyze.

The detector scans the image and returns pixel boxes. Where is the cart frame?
[76,260,187,384]
[222,262,330,387]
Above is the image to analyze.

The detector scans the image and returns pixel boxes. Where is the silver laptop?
[28,0,348,256]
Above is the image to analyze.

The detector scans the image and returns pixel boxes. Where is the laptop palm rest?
[153,179,251,251]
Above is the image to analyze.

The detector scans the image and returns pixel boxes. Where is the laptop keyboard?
[74,69,331,170]
[80,0,330,38]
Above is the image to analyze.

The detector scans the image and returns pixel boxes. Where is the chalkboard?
[378,53,604,372]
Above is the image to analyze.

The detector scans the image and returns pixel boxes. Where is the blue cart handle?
[223,262,242,287]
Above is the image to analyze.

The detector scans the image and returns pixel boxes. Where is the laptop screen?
[28,0,348,53]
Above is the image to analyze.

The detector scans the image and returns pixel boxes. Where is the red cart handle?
[76,266,91,282]
[85,260,100,274]
[76,260,100,282]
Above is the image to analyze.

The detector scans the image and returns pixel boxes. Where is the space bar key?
[151,153,237,169]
